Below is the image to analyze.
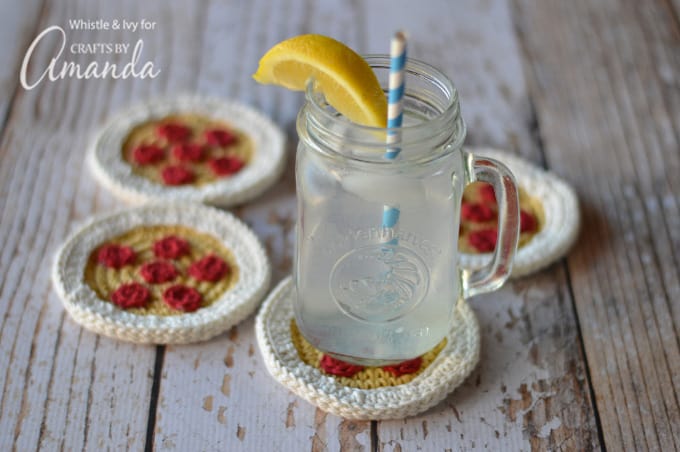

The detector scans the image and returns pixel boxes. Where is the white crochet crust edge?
[255,276,481,420]
[461,147,581,278]
[52,204,271,344]
[88,95,287,207]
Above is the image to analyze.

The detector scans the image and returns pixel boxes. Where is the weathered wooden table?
[2,0,679,450]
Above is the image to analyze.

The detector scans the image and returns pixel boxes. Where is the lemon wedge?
[253,34,387,127]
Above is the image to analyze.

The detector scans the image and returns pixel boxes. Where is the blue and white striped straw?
[385,31,407,160]
[382,31,407,238]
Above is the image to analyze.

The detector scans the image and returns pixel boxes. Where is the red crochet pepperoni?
[319,355,364,377]
[520,209,538,233]
[204,128,237,147]
[97,244,136,269]
[140,261,178,284]
[163,285,202,312]
[172,143,204,162]
[479,183,497,204]
[132,144,165,165]
[161,165,195,185]
[382,357,423,377]
[111,283,150,309]
[156,123,191,142]
[153,236,190,260]
[208,156,244,176]
[468,228,498,252]
[461,202,495,222]
[189,255,229,282]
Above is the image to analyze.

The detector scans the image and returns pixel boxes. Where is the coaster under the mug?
[89,95,286,207]
[52,203,271,344]
[461,147,580,277]
[255,276,481,420]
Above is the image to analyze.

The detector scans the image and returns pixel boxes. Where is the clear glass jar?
[294,56,519,365]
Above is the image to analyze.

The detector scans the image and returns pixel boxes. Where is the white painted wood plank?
[0,0,192,448]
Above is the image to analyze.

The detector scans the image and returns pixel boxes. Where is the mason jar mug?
[294,56,520,366]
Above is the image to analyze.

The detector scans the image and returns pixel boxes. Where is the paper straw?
[385,31,407,160]
[382,31,407,238]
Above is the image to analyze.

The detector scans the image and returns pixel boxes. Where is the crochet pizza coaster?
[52,204,270,344]
[89,95,286,207]
[255,277,481,420]
[460,147,580,277]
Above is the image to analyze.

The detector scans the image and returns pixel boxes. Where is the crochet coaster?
[460,147,580,277]
[89,95,286,207]
[255,277,481,420]
[53,204,270,344]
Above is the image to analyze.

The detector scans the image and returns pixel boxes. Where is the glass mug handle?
[459,151,520,298]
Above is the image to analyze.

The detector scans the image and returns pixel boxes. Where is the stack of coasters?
[52,204,270,344]
[255,277,481,420]
[89,95,286,207]
[460,148,580,277]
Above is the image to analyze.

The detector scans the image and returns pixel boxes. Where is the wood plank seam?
[526,99,549,170]
[36,312,66,449]
[144,346,166,452]
[370,420,378,452]
[81,335,99,450]
[660,0,680,41]
[562,262,608,451]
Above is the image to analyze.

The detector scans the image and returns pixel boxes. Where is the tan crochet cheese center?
[84,225,239,316]
[122,114,254,186]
